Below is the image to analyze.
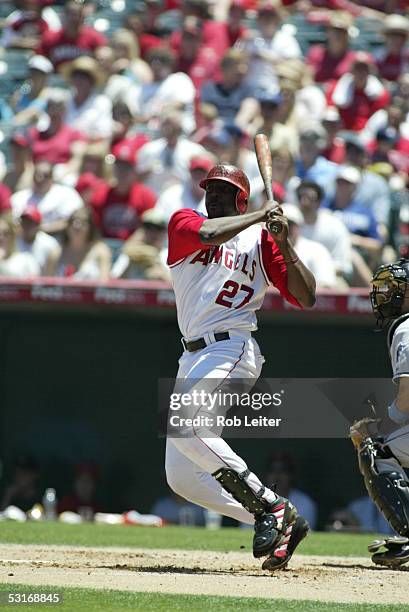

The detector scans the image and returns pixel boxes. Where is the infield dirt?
[0,543,407,605]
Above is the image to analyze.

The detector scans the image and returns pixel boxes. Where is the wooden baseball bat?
[254,133,281,234]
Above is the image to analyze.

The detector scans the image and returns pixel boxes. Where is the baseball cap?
[299,123,327,144]
[328,11,353,31]
[28,55,54,75]
[114,144,137,165]
[342,132,366,151]
[189,156,214,172]
[282,203,304,226]
[141,208,167,228]
[336,165,361,184]
[20,205,42,224]
[384,14,409,35]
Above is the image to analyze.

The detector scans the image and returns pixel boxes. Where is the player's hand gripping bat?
[254,133,281,235]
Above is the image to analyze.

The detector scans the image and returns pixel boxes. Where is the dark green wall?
[0,308,391,526]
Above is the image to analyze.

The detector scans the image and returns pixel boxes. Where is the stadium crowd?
[0,0,408,288]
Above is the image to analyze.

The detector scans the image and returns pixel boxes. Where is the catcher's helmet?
[371,259,409,328]
[199,164,250,214]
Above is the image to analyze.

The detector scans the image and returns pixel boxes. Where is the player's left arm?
[263,209,316,309]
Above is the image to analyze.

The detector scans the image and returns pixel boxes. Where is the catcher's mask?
[370,259,409,329]
[199,164,250,215]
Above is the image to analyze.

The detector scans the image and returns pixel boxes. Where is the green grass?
[0,585,403,612]
[0,521,376,557]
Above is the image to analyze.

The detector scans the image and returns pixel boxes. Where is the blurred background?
[0,0,408,533]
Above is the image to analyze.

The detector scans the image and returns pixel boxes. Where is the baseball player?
[351,259,409,567]
[166,164,316,570]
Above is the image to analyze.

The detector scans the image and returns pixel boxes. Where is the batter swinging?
[165,164,316,570]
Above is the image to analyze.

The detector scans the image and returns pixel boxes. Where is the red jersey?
[306,46,356,84]
[91,182,156,239]
[39,26,107,67]
[13,125,86,165]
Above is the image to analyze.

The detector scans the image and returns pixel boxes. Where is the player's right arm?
[199,201,277,246]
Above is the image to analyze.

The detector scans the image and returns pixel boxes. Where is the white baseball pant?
[165,332,276,524]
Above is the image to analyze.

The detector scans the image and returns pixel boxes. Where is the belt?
[182,332,230,352]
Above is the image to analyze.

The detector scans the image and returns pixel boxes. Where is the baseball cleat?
[253,496,298,559]
[262,515,310,571]
[369,536,409,568]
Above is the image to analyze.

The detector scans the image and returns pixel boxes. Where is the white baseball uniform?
[165,208,302,524]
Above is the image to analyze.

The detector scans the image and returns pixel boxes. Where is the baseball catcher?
[351,259,409,567]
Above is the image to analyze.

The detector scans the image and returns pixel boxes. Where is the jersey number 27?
[215,281,254,309]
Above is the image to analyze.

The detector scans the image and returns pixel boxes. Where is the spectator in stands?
[140,47,196,134]
[155,155,214,220]
[306,11,355,85]
[0,214,39,277]
[347,495,394,535]
[91,145,156,240]
[222,0,249,47]
[58,463,102,518]
[95,46,144,119]
[111,208,169,281]
[0,179,12,214]
[200,49,257,130]
[249,91,298,154]
[0,0,52,50]
[0,454,41,512]
[321,107,345,163]
[296,180,353,282]
[237,0,301,92]
[16,206,61,276]
[64,142,111,192]
[363,96,409,152]
[290,125,338,200]
[179,0,229,57]
[370,127,401,166]
[39,0,107,68]
[171,17,220,92]
[110,101,149,161]
[328,165,383,278]
[49,207,111,280]
[110,28,152,85]
[123,13,163,61]
[12,91,87,184]
[375,14,409,82]
[282,203,338,288]
[151,490,205,526]
[263,453,317,530]
[327,51,390,131]
[11,161,83,235]
[11,55,54,127]
[342,133,391,230]
[62,57,113,140]
[136,111,206,195]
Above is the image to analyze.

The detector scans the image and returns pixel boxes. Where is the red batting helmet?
[199,164,250,214]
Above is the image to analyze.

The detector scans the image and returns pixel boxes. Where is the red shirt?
[110,134,150,161]
[376,51,409,82]
[170,20,229,61]
[13,125,86,164]
[175,47,220,92]
[39,26,107,67]
[306,45,356,84]
[0,183,11,213]
[91,182,157,239]
[138,33,163,60]
[7,10,49,37]
[327,80,390,131]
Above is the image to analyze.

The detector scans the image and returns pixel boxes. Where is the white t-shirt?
[12,184,83,225]
[0,252,39,277]
[294,236,337,288]
[137,137,207,195]
[17,230,60,274]
[65,93,113,139]
[239,27,301,91]
[141,72,196,134]
[155,182,206,221]
[301,209,352,276]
